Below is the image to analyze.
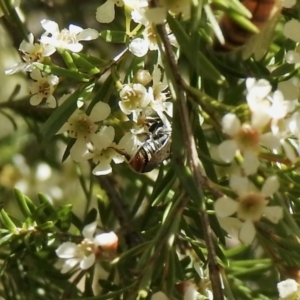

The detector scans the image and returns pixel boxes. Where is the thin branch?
[150,4,225,299]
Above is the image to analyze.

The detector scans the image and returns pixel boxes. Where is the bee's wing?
[242,0,282,60]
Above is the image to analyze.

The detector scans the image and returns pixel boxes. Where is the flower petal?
[283,19,300,43]
[68,24,83,34]
[96,0,116,23]
[41,19,59,34]
[56,242,78,258]
[70,138,89,162]
[259,132,280,149]
[221,113,241,136]
[46,95,57,108]
[92,159,112,176]
[77,28,99,41]
[66,43,83,53]
[151,292,169,300]
[144,7,167,24]
[239,220,256,244]
[263,206,283,224]
[217,140,238,163]
[30,94,43,106]
[278,79,299,101]
[283,0,296,8]
[246,78,272,103]
[251,109,270,129]
[118,132,140,156]
[229,175,249,196]
[281,140,297,163]
[242,151,260,175]
[89,102,111,122]
[92,126,115,149]
[61,258,79,274]
[261,176,279,196]
[80,254,96,270]
[82,221,97,239]
[214,197,238,217]
[218,217,242,235]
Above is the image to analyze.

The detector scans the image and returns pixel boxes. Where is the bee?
[129,120,172,173]
[213,0,283,60]
[114,118,172,173]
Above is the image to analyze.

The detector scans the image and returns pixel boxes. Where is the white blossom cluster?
[211,8,300,248]
[56,222,118,273]
[5,20,99,106]
[213,77,300,244]
[4,0,300,297]
[96,0,186,56]
[5,9,173,175]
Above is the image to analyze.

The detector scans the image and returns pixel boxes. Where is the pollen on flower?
[56,101,112,164]
[236,124,260,152]
[28,69,58,107]
[56,222,118,273]
[40,19,99,52]
[237,193,268,222]
[119,83,151,115]
[5,33,56,75]
[67,114,98,139]
[214,175,283,244]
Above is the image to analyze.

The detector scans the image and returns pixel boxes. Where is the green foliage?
[1,0,300,299]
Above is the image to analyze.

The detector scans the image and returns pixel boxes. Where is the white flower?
[245,78,299,163]
[96,0,124,23]
[218,113,279,175]
[40,19,99,52]
[146,66,172,127]
[57,101,111,161]
[5,33,56,75]
[56,222,118,273]
[246,78,295,131]
[214,175,283,244]
[221,79,296,172]
[277,279,300,300]
[28,69,59,107]
[90,126,125,176]
[56,222,98,273]
[119,83,151,116]
[128,22,176,57]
